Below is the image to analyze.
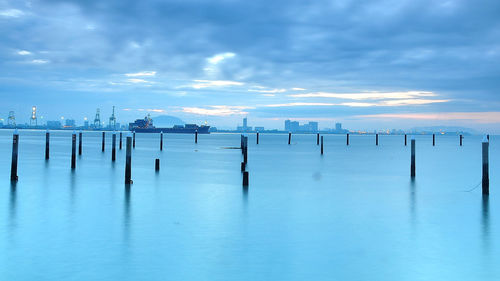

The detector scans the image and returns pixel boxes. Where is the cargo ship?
[129,115,210,134]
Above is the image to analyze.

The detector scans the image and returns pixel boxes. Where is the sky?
[1,0,500,132]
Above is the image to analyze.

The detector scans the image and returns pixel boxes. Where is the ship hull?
[132,127,210,134]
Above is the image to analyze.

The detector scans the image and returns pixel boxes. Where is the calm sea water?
[0,130,498,280]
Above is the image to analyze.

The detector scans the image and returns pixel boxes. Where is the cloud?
[248,88,286,93]
[125,71,156,77]
[288,91,437,100]
[263,99,448,107]
[127,78,151,83]
[207,52,236,65]
[357,112,500,124]
[0,9,24,18]
[291,88,306,91]
[189,80,244,89]
[182,105,252,116]
[264,102,339,107]
[17,50,32,56]
[29,59,49,64]
[138,108,165,113]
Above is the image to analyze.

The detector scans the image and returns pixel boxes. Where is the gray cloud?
[1,0,500,130]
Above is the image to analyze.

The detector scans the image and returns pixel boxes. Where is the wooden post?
[288,132,291,145]
[460,135,463,146]
[411,137,416,178]
[405,134,407,146]
[125,135,132,184]
[243,171,249,186]
[321,136,324,155]
[71,131,76,169]
[155,158,160,171]
[487,135,489,141]
[241,162,246,172]
[45,130,50,159]
[243,136,248,164]
[241,134,244,151]
[256,132,259,144]
[433,134,435,146]
[482,136,489,195]
[119,132,122,150]
[78,131,82,155]
[195,130,198,143]
[10,130,19,182]
[132,131,136,148]
[160,131,163,151]
[102,131,105,152]
[347,133,350,146]
[112,132,116,161]
[376,134,379,146]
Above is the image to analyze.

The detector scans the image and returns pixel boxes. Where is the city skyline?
[2,0,500,132]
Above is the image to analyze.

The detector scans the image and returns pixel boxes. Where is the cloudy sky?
[1,0,500,131]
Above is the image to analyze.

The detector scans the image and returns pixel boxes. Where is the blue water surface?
[0,130,498,281]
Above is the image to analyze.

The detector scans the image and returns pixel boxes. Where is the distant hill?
[151,115,185,127]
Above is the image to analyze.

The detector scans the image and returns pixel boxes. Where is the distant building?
[285,120,317,132]
[237,117,252,132]
[47,121,62,129]
[335,123,342,131]
[308,122,318,132]
[284,120,299,132]
[84,121,89,129]
[255,126,264,131]
[65,119,76,128]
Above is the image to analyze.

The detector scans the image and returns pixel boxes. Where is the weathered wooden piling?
[433,134,435,146]
[243,171,249,186]
[288,132,291,145]
[160,131,163,151]
[482,136,489,195]
[133,131,136,148]
[45,130,50,159]
[119,132,122,150]
[125,135,133,184]
[241,162,246,172]
[347,133,350,146]
[411,137,416,178]
[405,134,407,146]
[460,134,463,146]
[71,131,76,169]
[487,135,489,141]
[240,134,244,151]
[102,131,105,152]
[317,133,320,145]
[256,132,259,144]
[78,131,82,155]
[195,130,198,143]
[155,158,160,171]
[376,134,379,146]
[11,130,19,182]
[112,132,116,161]
[321,136,324,155]
[243,136,248,164]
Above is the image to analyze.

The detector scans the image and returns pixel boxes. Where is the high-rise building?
[243,117,247,129]
[47,121,62,129]
[308,122,318,132]
[285,120,291,131]
[335,123,342,131]
[65,119,76,127]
